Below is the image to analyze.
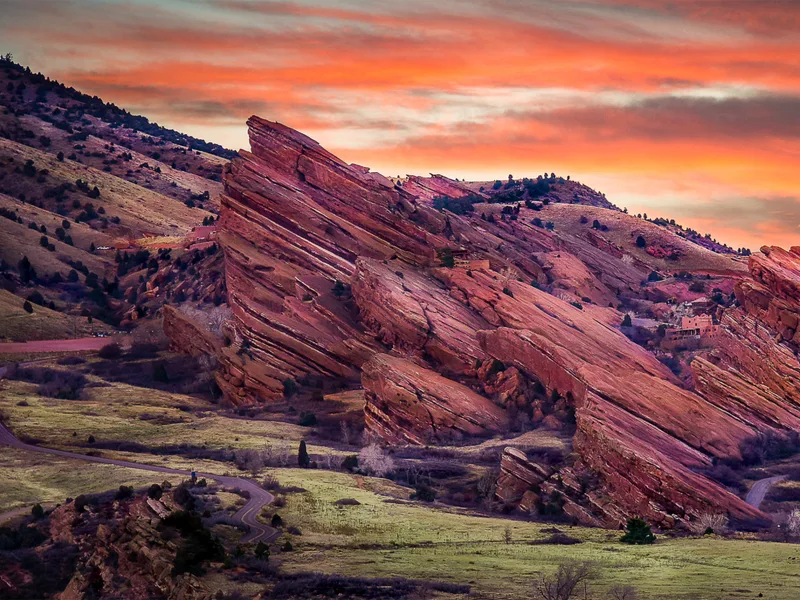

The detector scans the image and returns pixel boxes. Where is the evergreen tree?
[298,440,310,468]
[621,517,656,545]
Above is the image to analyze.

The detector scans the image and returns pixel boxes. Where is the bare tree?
[533,562,592,600]
[787,509,800,538]
[478,468,498,500]
[690,512,728,535]
[359,443,395,477]
[609,585,638,600]
[340,420,351,446]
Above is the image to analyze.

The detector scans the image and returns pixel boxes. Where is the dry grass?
[0,446,179,513]
[270,468,800,600]
[0,289,101,341]
[537,204,747,275]
[0,137,212,236]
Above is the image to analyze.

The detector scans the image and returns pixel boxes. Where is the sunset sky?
[3,0,799,250]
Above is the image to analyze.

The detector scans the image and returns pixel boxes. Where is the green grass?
[0,289,101,342]
[0,375,336,458]
[268,469,800,600]
[1,364,799,599]
[0,446,179,514]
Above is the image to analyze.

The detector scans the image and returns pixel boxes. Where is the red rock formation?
[215,117,800,528]
[534,250,617,306]
[362,353,506,444]
[495,447,554,504]
[162,305,221,358]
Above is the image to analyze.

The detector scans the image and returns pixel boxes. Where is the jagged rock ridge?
[214,117,800,529]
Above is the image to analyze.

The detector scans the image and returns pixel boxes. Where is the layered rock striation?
[212,116,800,528]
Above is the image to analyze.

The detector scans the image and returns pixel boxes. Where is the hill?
[0,57,228,334]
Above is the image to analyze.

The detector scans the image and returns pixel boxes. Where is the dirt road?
[0,420,277,543]
[0,337,112,354]
[745,475,786,509]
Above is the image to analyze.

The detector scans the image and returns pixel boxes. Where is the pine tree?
[298,440,310,468]
[621,517,656,545]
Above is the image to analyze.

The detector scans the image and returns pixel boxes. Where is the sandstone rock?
[362,353,505,444]
[495,447,554,503]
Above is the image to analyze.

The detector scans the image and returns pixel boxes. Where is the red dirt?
[0,337,112,354]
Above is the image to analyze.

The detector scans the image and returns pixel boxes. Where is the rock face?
[162,305,221,358]
[215,116,800,528]
[362,353,506,444]
[55,496,211,600]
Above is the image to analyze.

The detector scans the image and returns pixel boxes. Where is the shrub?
[282,378,298,398]
[126,342,159,359]
[358,443,395,477]
[298,412,317,427]
[98,342,122,359]
[31,503,44,519]
[147,484,163,500]
[23,301,33,313]
[689,281,706,293]
[271,513,283,528]
[254,541,270,560]
[116,485,134,500]
[647,271,663,282]
[533,562,592,600]
[620,517,655,545]
[411,484,436,502]
[690,512,728,535]
[57,356,86,366]
[635,235,646,248]
[621,314,632,327]
[342,455,359,472]
[298,440,310,468]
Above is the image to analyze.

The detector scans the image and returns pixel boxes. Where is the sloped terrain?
[208,116,800,531]
[0,59,231,332]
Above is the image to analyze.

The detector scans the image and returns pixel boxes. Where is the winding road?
[745,475,786,509]
[0,420,277,543]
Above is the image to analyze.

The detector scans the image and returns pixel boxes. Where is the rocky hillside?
[0,58,229,338]
[201,116,800,531]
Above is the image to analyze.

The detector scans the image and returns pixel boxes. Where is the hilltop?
[0,57,227,338]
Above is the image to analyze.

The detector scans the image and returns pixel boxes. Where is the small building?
[662,315,720,350]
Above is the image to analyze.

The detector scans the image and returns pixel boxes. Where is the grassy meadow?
[0,356,799,598]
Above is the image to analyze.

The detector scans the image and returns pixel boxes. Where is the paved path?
[745,475,786,509]
[0,420,277,543]
[0,337,111,354]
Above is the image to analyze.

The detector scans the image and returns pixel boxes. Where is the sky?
[2,0,799,251]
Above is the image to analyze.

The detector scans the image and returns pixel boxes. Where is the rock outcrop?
[362,353,506,444]
[213,116,800,528]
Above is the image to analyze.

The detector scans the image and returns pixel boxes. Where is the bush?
[126,342,159,359]
[411,484,436,502]
[298,440,310,468]
[358,444,395,477]
[620,517,655,545]
[298,412,317,427]
[254,541,270,560]
[23,301,33,313]
[57,356,86,366]
[283,378,298,398]
[147,484,163,500]
[31,503,44,519]
[271,514,283,528]
[74,495,89,512]
[635,235,646,248]
[98,343,122,359]
[342,455,359,472]
[116,485,134,500]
